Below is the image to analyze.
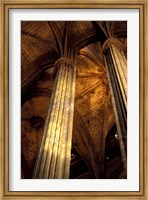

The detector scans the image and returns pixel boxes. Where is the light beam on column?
[32,57,76,179]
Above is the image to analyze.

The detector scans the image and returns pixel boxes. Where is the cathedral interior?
[21,21,127,179]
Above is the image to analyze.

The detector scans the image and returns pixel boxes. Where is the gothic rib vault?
[21,21,127,179]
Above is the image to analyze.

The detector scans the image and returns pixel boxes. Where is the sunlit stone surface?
[32,58,76,179]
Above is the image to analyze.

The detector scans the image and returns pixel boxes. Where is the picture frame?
[0,0,147,199]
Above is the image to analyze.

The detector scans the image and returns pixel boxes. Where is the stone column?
[32,57,76,179]
[102,38,127,175]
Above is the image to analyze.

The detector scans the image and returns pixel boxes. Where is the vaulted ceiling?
[21,21,127,179]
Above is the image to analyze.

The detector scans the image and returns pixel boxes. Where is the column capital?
[54,57,75,69]
[102,37,124,53]
[52,57,75,78]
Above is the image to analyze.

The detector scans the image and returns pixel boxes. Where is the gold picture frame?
[0,0,147,199]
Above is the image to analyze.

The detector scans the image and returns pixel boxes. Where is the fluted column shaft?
[32,57,76,179]
[103,38,127,175]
